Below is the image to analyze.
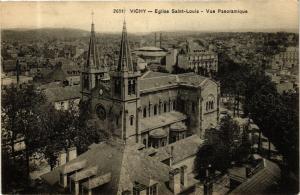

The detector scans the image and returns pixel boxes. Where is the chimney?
[67,147,77,162]
[58,149,67,166]
[170,145,174,166]
[169,168,181,195]
[204,164,213,195]
[181,165,188,187]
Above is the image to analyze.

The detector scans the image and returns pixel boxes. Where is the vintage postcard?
[1,0,299,194]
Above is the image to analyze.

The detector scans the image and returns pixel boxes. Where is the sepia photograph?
[1,0,299,194]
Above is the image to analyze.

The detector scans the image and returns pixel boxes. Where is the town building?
[177,40,218,77]
[228,155,281,194]
[133,33,168,72]
[42,20,220,195]
[43,85,81,111]
[265,46,299,94]
[271,46,299,71]
[133,46,167,71]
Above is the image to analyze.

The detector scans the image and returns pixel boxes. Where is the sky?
[1,0,299,33]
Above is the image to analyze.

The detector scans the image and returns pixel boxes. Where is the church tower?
[81,14,109,100]
[110,20,141,144]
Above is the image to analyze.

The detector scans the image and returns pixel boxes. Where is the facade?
[265,46,299,94]
[43,85,81,110]
[271,46,299,70]
[42,20,220,195]
[45,62,81,86]
[177,40,218,77]
[133,46,167,72]
[165,48,178,73]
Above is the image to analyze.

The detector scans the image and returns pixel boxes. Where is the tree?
[243,70,298,177]
[1,84,46,190]
[219,115,240,148]
[196,116,240,178]
[40,100,106,170]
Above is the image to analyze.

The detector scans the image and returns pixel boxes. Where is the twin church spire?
[86,19,102,69]
[86,13,135,73]
[117,20,135,72]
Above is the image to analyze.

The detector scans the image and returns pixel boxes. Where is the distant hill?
[1,28,90,41]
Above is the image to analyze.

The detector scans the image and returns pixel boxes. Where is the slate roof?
[140,71,209,93]
[141,71,171,79]
[43,85,81,102]
[149,128,168,138]
[140,72,178,92]
[41,139,170,194]
[177,73,208,86]
[144,135,204,164]
[230,158,281,194]
[140,111,187,132]
[135,46,164,52]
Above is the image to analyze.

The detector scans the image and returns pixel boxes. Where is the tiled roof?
[177,73,207,86]
[149,128,168,138]
[140,71,209,93]
[62,159,87,174]
[145,135,204,164]
[140,111,187,132]
[140,73,177,92]
[70,165,98,182]
[135,46,164,51]
[230,159,281,194]
[82,172,112,190]
[141,71,171,79]
[41,139,170,194]
[43,85,81,102]
[170,122,187,132]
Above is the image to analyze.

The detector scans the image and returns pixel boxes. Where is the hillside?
[1,28,90,41]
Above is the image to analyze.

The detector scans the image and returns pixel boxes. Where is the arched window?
[192,102,196,113]
[173,100,176,110]
[116,116,119,126]
[154,105,158,115]
[158,102,161,114]
[143,138,147,147]
[130,115,134,126]
[164,102,167,113]
[206,95,215,111]
[143,107,147,118]
[148,104,151,117]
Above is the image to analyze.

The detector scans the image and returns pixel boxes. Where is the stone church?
[42,20,220,195]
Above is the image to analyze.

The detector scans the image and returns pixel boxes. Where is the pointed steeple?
[86,12,101,69]
[117,20,134,72]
